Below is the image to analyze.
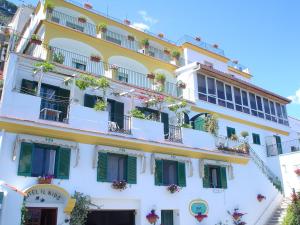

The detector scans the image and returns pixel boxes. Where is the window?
[234,87,243,112]
[263,98,271,120]
[197,74,207,101]
[256,96,264,118]
[225,85,234,109]
[117,71,129,83]
[203,165,227,189]
[18,142,71,179]
[161,210,174,225]
[276,103,284,124]
[105,35,122,45]
[107,154,126,182]
[207,77,216,104]
[72,60,87,71]
[0,192,4,206]
[97,152,137,184]
[249,93,258,116]
[252,133,261,145]
[155,160,186,187]
[241,91,250,114]
[227,127,236,138]
[216,81,226,107]
[269,101,277,122]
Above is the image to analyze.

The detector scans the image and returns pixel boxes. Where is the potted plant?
[257,194,266,202]
[167,184,181,194]
[78,16,87,23]
[203,114,219,136]
[146,210,159,224]
[30,34,42,45]
[158,33,164,38]
[141,39,150,49]
[154,73,166,85]
[164,48,170,55]
[228,208,246,225]
[195,213,208,222]
[97,22,107,34]
[147,73,155,80]
[195,36,201,42]
[128,35,135,41]
[171,51,181,65]
[109,64,119,80]
[294,168,300,176]
[240,131,249,139]
[45,1,54,13]
[52,52,64,64]
[213,44,219,48]
[90,54,101,62]
[124,19,131,25]
[37,175,53,184]
[230,134,239,141]
[177,80,186,89]
[112,180,127,191]
[84,2,93,9]
[130,109,146,119]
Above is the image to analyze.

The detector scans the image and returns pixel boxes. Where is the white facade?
[0,1,299,225]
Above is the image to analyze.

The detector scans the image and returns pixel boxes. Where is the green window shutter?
[203,165,210,188]
[177,162,186,187]
[155,160,163,186]
[161,210,174,225]
[127,156,137,184]
[18,142,34,176]
[160,112,169,138]
[253,133,261,145]
[227,127,236,138]
[97,152,108,182]
[56,88,70,121]
[55,147,71,179]
[84,94,97,108]
[194,116,205,131]
[220,167,227,189]
[0,192,4,205]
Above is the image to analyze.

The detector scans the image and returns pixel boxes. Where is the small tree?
[204,114,219,136]
[70,192,91,225]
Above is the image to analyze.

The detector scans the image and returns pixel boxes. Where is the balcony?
[177,35,225,57]
[228,61,250,74]
[108,114,132,135]
[11,36,185,98]
[46,9,184,66]
[215,136,249,154]
[267,139,300,157]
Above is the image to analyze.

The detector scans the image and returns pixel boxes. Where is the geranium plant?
[84,2,93,9]
[295,168,300,176]
[141,39,150,49]
[146,210,159,224]
[78,16,87,23]
[90,54,101,62]
[228,208,246,225]
[97,23,107,33]
[195,213,208,222]
[30,34,42,45]
[167,184,181,193]
[37,175,54,184]
[257,194,266,202]
[112,180,127,191]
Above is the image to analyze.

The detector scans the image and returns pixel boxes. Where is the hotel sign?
[25,185,67,204]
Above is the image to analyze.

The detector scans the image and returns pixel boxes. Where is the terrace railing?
[46,9,184,66]
[10,34,186,98]
[266,139,300,157]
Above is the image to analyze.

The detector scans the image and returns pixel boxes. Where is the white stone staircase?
[265,197,291,225]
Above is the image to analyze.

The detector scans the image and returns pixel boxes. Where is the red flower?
[195,213,207,222]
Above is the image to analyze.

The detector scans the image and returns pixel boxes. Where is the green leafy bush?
[130,109,146,119]
[70,192,91,225]
[172,51,181,59]
[33,61,54,73]
[94,100,107,111]
[282,192,300,225]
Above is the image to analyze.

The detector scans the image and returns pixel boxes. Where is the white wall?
[0,132,282,225]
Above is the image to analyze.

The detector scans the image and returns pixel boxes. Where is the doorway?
[26,208,57,225]
[86,210,135,225]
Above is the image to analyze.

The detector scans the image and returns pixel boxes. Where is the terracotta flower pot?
[128,35,135,41]
[90,56,101,62]
[84,3,93,9]
[30,39,42,45]
[147,73,155,79]
[78,17,87,23]
[38,177,52,184]
[158,33,164,38]
[124,19,131,25]
[147,216,157,224]
[164,49,170,55]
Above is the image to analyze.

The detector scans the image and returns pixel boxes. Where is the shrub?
[33,61,54,73]
[94,100,107,111]
[172,51,181,59]
[70,192,91,225]
[204,114,219,136]
[130,109,146,119]
[97,23,107,32]
[155,73,166,84]
[141,39,150,47]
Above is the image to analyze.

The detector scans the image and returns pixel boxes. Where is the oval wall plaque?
[189,199,209,216]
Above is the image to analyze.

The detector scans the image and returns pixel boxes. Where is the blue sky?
[11,0,300,119]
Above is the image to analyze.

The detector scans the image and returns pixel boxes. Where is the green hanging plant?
[33,61,55,73]
[204,114,219,136]
[70,192,91,225]
[75,74,110,91]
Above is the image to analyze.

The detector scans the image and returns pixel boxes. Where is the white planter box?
[1,92,41,121]
[181,128,216,150]
[131,117,164,142]
[69,104,108,133]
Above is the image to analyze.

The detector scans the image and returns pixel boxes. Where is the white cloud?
[138,10,158,25]
[131,22,150,31]
[288,88,300,104]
